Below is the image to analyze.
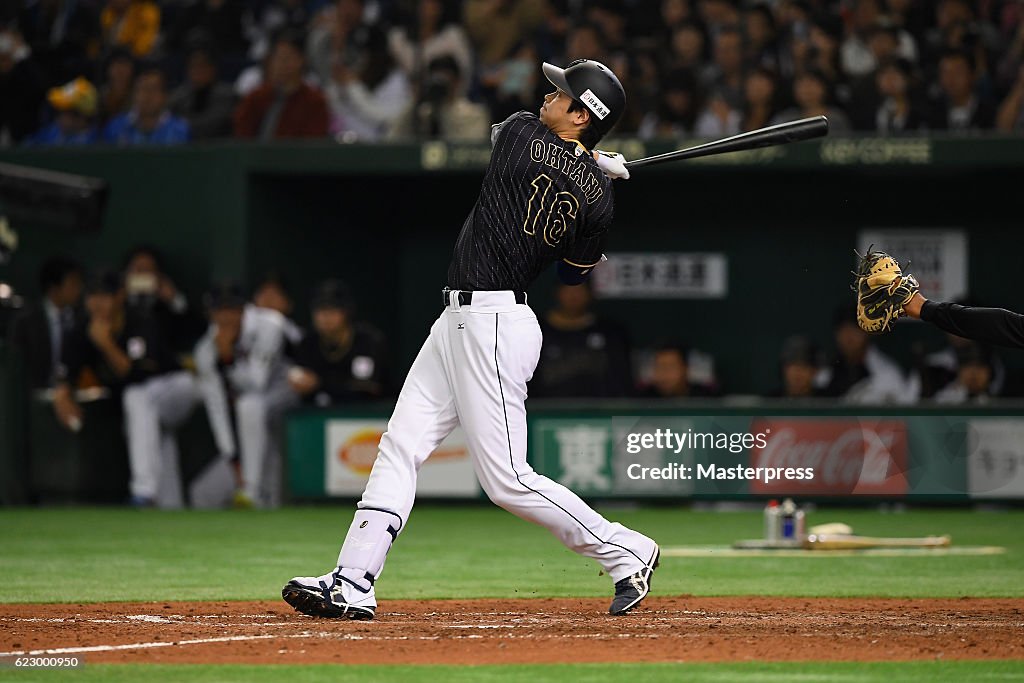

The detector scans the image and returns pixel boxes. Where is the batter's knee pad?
[336,507,403,592]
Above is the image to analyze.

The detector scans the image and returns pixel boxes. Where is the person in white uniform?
[283,59,658,619]
[194,282,297,508]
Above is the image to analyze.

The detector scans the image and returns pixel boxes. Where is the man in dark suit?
[7,258,83,390]
[928,49,995,132]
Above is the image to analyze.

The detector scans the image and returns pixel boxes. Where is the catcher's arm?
[905,293,1024,349]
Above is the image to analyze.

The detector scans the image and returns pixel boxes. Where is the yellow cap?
[47,77,98,117]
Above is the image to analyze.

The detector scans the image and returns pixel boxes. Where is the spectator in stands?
[741,66,778,131]
[194,281,297,508]
[167,0,247,57]
[997,64,1024,131]
[794,15,844,85]
[16,0,99,83]
[772,69,851,131]
[666,21,707,73]
[695,87,740,137]
[843,6,918,80]
[996,20,1023,94]
[325,26,411,141]
[697,0,741,34]
[479,39,541,121]
[859,58,928,133]
[169,41,236,139]
[289,279,388,405]
[563,21,607,63]
[929,49,996,131]
[252,272,303,348]
[233,30,328,139]
[0,28,46,146]
[933,343,998,404]
[244,0,310,64]
[818,305,908,403]
[100,0,160,58]
[306,0,370,86]
[532,282,632,398]
[641,340,716,398]
[770,335,825,398]
[388,0,473,95]
[743,4,778,71]
[922,0,998,71]
[398,55,489,140]
[639,68,699,139]
[7,257,83,390]
[463,0,546,70]
[27,76,99,145]
[97,47,135,126]
[660,0,693,36]
[701,25,745,109]
[887,0,931,44]
[619,47,662,134]
[103,65,190,144]
[585,0,628,56]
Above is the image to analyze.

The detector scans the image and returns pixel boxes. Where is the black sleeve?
[58,326,93,385]
[562,223,609,269]
[920,300,1024,349]
[556,259,595,284]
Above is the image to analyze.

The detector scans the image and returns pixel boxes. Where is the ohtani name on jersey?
[528,139,604,204]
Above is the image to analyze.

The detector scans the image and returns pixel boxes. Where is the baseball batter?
[283,59,658,620]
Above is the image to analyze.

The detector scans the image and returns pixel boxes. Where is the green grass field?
[1,505,1022,682]
[2,506,1023,603]
[2,662,1024,683]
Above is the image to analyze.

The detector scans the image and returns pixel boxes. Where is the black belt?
[442,289,526,307]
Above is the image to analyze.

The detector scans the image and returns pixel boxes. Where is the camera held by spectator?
[411,55,489,141]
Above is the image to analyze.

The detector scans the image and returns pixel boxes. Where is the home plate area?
[1,598,1022,665]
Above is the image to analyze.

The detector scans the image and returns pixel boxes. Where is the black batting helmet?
[541,59,625,139]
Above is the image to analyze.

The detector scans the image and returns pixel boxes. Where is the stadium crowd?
[2,0,1024,146]
[6,252,1015,508]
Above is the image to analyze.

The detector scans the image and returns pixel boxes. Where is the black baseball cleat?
[281,567,376,620]
[609,547,660,615]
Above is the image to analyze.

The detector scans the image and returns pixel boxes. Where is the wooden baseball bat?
[802,534,951,550]
[624,116,829,169]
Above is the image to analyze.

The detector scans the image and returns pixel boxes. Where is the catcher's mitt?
[852,247,920,334]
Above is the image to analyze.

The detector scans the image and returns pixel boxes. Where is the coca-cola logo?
[750,420,908,495]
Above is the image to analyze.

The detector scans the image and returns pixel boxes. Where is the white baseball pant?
[337,290,656,588]
[122,370,199,506]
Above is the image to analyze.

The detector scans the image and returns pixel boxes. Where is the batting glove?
[594,150,630,180]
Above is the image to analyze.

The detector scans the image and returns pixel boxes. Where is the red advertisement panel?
[749,419,909,495]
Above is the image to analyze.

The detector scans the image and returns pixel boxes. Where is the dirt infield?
[1,598,1022,665]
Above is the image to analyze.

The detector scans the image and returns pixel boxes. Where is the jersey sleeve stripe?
[562,257,602,268]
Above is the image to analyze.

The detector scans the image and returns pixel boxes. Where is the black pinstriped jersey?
[446,111,615,291]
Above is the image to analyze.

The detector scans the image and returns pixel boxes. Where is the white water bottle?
[764,499,780,542]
